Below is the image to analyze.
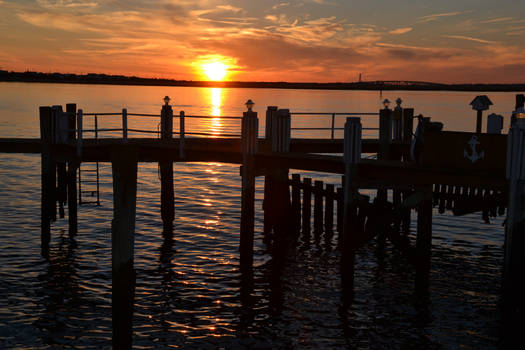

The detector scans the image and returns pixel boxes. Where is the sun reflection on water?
[210,88,222,137]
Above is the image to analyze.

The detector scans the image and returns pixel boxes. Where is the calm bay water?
[0,82,515,348]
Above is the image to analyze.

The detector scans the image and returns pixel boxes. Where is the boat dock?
[0,95,523,348]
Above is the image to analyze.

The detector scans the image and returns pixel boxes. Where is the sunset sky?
[0,0,524,83]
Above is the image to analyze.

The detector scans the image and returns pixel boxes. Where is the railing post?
[40,106,53,254]
[179,111,185,159]
[341,117,362,290]
[240,106,258,272]
[77,109,83,158]
[271,109,291,152]
[53,105,67,219]
[379,107,392,160]
[160,99,174,234]
[122,108,128,141]
[161,102,173,140]
[503,118,525,322]
[331,113,335,140]
[265,106,278,139]
[393,98,403,142]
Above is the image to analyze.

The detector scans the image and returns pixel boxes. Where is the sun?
[202,62,228,81]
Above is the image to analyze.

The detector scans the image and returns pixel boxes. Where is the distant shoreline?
[1,70,524,92]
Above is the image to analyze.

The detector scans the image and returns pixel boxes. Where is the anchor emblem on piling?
[464,135,485,163]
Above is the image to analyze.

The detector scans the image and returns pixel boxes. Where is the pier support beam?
[66,103,78,236]
[40,106,54,253]
[160,102,174,234]
[341,117,362,290]
[240,107,258,272]
[415,187,432,294]
[111,146,138,350]
[263,108,292,241]
[503,118,525,324]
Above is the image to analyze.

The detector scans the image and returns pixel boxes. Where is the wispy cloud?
[389,27,412,35]
[480,17,514,24]
[417,11,462,23]
[445,35,497,44]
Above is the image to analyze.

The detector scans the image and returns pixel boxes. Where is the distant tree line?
[1,70,524,91]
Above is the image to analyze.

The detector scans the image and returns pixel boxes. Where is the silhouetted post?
[266,108,292,239]
[122,108,128,141]
[392,99,403,232]
[111,146,137,350]
[325,183,334,235]
[503,117,525,322]
[53,105,68,219]
[470,95,493,133]
[302,177,312,238]
[314,180,324,237]
[66,103,78,236]
[40,106,53,251]
[415,187,432,295]
[77,109,83,158]
[378,103,392,203]
[263,106,278,235]
[179,111,185,159]
[160,97,174,234]
[291,174,301,234]
[401,108,414,233]
[511,94,524,127]
[341,117,362,289]
[240,100,258,271]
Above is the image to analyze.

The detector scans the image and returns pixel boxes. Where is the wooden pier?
[1,95,524,347]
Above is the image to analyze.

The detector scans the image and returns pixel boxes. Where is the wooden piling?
[336,187,343,234]
[240,109,258,271]
[264,108,291,238]
[503,118,525,321]
[160,103,174,233]
[378,109,392,203]
[415,187,432,294]
[314,180,323,236]
[302,177,312,236]
[325,184,334,235]
[66,103,78,236]
[341,117,362,288]
[291,174,301,234]
[40,106,54,249]
[111,146,138,350]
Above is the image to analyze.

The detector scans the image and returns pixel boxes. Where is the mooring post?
[53,105,68,219]
[264,108,292,239]
[263,106,277,234]
[314,180,324,237]
[378,106,392,204]
[122,108,128,141]
[291,174,301,235]
[111,146,138,350]
[240,100,258,271]
[302,178,312,238]
[401,108,414,232]
[415,186,433,294]
[65,103,78,236]
[179,111,185,159]
[160,97,174,234]
[503,118,525,322]
[40,106,54,250]
[325,183,335,236]
[341,117,362,290]
[263,106,278,235]
[392,99,403,232]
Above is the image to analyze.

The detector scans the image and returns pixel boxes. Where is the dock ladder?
[78,115,101,205]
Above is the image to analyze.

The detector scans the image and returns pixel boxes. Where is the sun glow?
[202,62,228,81]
